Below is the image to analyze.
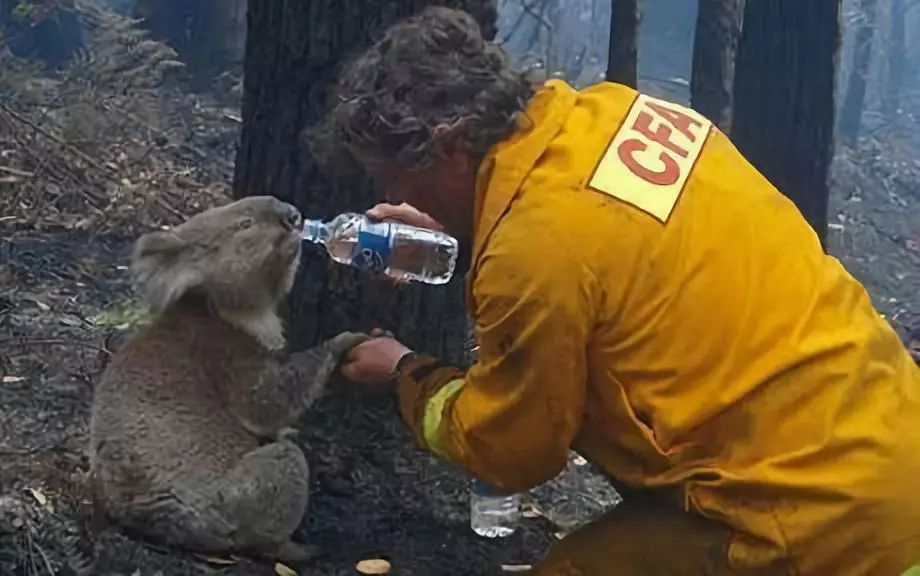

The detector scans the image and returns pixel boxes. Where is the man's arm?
[397,237,597,493]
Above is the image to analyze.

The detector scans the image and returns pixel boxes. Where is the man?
[323,7,920,575]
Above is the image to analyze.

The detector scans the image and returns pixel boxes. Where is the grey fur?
[90,196,369,566]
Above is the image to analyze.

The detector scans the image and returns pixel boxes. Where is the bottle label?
[351,220,393,273]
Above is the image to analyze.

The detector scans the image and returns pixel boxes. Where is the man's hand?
[340,334,413,387]
[366,202,444,231]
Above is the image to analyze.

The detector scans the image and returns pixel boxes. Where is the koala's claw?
[276,427,299,441]
[327,331,372,357]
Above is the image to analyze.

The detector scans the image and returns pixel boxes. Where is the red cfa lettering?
[617,139,680,186]
[633,110,689,158]
[646,101,703,142]
[616,100,705,186]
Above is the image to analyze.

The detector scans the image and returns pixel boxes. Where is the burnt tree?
[234,1,497,358]
[839,0,879,145]
[731,0,841,248]
[606,0,639,87]
[881,0,907,120]
[690,0,743,131]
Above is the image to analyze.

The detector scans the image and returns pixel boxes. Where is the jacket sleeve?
[396,230,596,493]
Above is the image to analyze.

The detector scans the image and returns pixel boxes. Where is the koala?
[89,196,368,565]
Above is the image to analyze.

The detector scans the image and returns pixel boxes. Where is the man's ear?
[133,230,186,260]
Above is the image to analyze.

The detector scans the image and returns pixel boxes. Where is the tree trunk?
[730,0,841,249]
[690,0,744,132]
[234,0,497,358]
[839,0,878,146]
[606,0,639,87]
[881,0,906,120]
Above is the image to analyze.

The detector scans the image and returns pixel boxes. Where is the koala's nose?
[280,203,302,232]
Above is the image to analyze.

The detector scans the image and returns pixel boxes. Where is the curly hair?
[317,6,534,171]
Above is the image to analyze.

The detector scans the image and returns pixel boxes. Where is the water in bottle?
[470,478,521,538]
[301,213,459,285]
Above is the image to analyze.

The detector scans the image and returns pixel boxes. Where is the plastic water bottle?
[301,213,459,285]
[463,329,521,538]
[470,478,521,538]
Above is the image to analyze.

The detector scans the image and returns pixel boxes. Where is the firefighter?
[320,7,920,575]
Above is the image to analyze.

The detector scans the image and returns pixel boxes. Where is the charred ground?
[1,4,918,576]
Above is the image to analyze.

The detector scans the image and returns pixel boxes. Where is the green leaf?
[901,566,920,576]
[92,301,151,330]
[11,3,35,20]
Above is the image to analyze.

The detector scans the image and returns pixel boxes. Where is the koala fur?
[90,196,368,565]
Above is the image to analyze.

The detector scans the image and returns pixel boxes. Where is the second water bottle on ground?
[470,478,521,538]
[302,212,458,285]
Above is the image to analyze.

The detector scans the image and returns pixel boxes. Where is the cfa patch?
[588,93,713,223]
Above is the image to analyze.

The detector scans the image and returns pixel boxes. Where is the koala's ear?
[131,230,197,314]
[133,230,187,260]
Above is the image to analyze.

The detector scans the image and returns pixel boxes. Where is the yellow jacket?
[396,80,920,575]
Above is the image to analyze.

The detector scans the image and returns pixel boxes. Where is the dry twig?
[0,104,114,178]
[0,337,112,356]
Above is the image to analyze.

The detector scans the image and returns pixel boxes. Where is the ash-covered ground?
[1,5,918,576]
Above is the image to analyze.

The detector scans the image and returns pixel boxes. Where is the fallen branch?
[153,194,186,220]
[0,337,112,356]
[0,445,45,457]
[26,514,57,576]
[0,165,34,178]
[0,103,116,179]
[101,102,233,171]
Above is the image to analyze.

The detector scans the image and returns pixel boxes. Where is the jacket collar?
[469,80,578,278]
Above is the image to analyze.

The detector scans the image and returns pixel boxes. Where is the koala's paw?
[267,541,322,567]
[276,427,299,442]
[285,332,370,408]
[326,331,371,358]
